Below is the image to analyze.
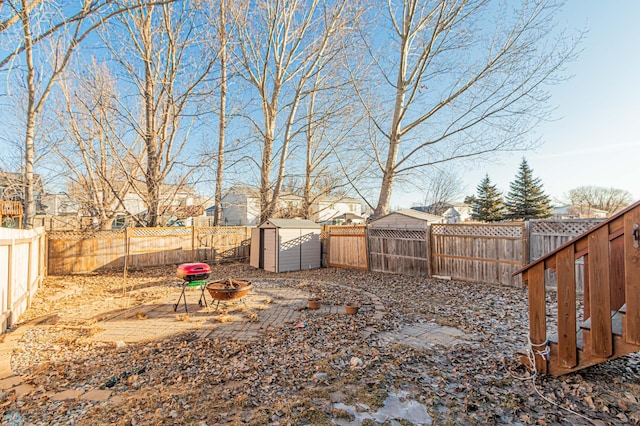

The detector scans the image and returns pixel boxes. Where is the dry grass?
[245,311,259,322]
[174,314,191,322]
[216,313,233,323]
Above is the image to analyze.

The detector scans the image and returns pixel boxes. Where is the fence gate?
[431,223,525,286]
[327,225,368,270]
[368,228,429,276]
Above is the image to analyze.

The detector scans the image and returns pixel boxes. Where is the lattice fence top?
[197,226,249,236]
[432,223,523,238]
[530,219,602,236]
[369,228,425,240]
[130,227,192,237]
[48,230,124,240]
[328,225,366,236]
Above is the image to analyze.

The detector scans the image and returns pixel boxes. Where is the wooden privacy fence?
[529,219,602,291]
[1,227,46,330]
[431,223,526,286]
[368,228,429,276]
[326,225,368,270]
[323,220,604,286]
[48,226,251,275]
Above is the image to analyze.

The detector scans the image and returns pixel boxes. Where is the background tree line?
[468,159,632,222]
[0,0,581,229]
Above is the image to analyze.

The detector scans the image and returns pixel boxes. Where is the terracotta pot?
[344,303,360,315]
[308,298,322,310]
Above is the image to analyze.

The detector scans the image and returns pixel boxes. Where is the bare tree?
[2,0,175,228]
[103,0,215,226]
[566,186,633,215]
[416,167,465,212]
[234,0,363,222]
[298,67,370,220]
[51,61,143,229]
[358,0,580,217]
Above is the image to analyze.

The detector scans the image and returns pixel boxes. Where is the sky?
[391,0,640,209]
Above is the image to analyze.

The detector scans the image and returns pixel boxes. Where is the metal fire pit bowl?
[206,279,252,301]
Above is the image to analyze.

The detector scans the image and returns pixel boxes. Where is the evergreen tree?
[471,174,505,222]
[505,159,552,220]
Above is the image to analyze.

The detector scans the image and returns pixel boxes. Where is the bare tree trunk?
[20,0,35,228]
[260,106,276,222]
[213,0,227,227]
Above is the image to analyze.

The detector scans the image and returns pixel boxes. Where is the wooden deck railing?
[516,200,640,375]
[0,200,23,216]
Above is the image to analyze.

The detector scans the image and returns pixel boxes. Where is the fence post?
[26,237,33,306]
[425,225,432,277]
[191,226,196,262]
[123,228,130,279]
[6,239,13,327]
[364,224,370,271]
[523,221,531,266]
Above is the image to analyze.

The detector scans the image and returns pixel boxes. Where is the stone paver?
[377,323,473,350]
[12,384,35,397]
[80,389,113,401]
[89,285,312,343]
[50,389,84,401]
[0,278,388,407]
[0,376,23,390]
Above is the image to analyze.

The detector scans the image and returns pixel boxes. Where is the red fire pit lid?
[176,263,211,279]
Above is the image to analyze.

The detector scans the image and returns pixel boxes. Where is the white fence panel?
[0,227,46,330]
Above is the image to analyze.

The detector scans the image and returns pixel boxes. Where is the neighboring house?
[331,212,366,225]
[369,209,443,229]
[412,202,472,223]
[221,187,305,226]
[310,195,362,223]
[41,193,78,216]
[109,182,202,228]
[0,171,45,213]
[222,187,261,226]
[552,205,609,219]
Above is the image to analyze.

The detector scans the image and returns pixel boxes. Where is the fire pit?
[206,279,252,301]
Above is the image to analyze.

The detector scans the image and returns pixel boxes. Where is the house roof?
[316,195,361,204]
[259,218,321,229]
[552,205,608,215]
[333,213,364,220]
[374,209,442,223]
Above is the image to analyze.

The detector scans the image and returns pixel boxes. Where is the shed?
[250,218,321,272]
[369,209,443,229]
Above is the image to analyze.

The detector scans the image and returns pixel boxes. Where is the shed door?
[263,228,277,272]
[249,228,260,268]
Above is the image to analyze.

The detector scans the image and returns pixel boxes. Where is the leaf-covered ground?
[3,263,639,425]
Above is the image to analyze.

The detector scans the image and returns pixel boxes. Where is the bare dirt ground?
[1,263,639,425]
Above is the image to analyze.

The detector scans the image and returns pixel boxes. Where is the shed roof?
[259,218,321,229]
[373,209,442,223]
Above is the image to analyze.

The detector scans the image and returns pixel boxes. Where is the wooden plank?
[583,254,590,320]
[556,246,577,368]
[609,235,625,311]
[431,253,522,265]
[528,262,547,374]
[624,207,640,344]
[588,226,612,358]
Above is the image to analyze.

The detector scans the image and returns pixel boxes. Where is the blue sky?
[391,0,640,209]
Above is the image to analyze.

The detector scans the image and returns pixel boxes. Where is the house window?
[349,204,355,212]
